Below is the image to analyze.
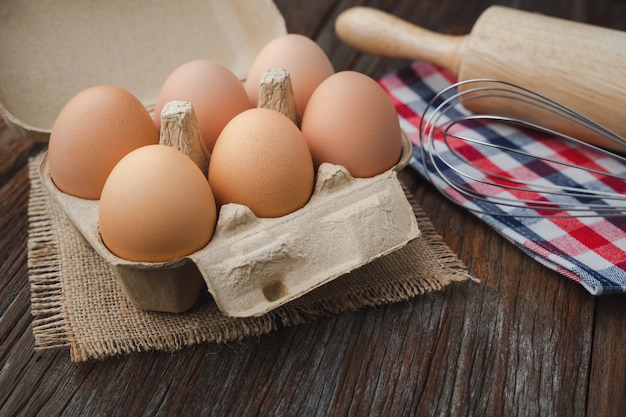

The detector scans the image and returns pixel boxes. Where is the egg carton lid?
[0,0,286,142]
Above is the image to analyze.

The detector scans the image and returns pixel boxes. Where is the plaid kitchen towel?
[379,61,626,295]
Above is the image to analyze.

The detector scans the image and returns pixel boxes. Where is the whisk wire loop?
[418,79,626,218]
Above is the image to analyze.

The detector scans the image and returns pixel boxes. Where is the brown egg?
[99,144,217,263]
[208,108,314,218]
[301,71,403,178]
[245,34,334,117]
[48,85,159,199]
[153,60,251,152]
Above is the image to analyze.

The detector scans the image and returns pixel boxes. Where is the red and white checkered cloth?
[379,61,626,294]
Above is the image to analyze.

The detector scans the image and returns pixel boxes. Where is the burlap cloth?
[27,151,473,362]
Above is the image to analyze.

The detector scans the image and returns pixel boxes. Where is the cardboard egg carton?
[39,133,419,317]
[4,0,421,317]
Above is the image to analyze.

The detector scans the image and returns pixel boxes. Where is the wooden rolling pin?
[335,6,626,150]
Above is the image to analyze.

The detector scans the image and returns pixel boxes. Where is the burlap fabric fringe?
[27,152,473,362]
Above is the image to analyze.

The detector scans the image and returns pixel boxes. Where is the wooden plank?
[1,1,626,416]
[587,296,626,417]
[389,173,596,417]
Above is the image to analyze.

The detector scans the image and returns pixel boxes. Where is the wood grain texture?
[2,1,626,416]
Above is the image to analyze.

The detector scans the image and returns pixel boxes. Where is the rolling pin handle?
[335,6,466,76]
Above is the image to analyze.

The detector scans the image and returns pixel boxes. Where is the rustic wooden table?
[2,1,626,416]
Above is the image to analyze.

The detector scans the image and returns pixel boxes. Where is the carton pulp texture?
[0,0,286,140]
[3,0,421,317]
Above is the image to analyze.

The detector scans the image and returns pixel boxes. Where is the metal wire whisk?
[418,79,626,218]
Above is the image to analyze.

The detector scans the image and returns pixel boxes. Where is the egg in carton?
[38,67,420,317]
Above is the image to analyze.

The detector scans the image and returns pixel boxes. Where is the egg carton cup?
[38,132,420,317]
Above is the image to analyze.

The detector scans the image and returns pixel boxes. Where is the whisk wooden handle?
[334,7,465,75]
[335,6,626,151]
